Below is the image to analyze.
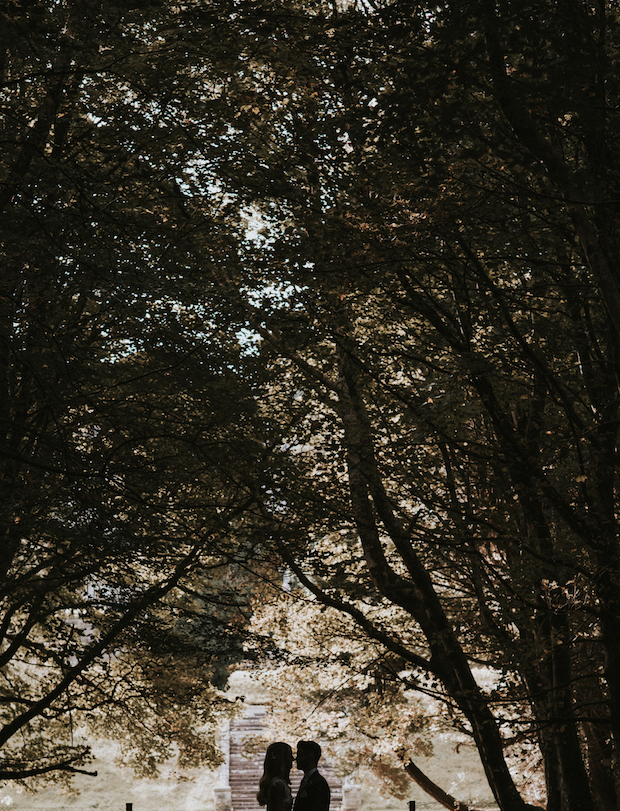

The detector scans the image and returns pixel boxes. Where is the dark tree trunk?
[582,720,617,811]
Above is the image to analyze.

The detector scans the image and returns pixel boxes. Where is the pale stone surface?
[213,787,232,811]
[342,785,362,811]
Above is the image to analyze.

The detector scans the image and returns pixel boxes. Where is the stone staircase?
[228,706,343,811]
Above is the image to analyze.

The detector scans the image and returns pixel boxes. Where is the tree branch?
[0,762,98,780]
[402,757,470,811]
[482,1,620,338]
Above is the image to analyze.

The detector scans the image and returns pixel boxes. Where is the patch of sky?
[237,328,261,356]
[242,204,276,249]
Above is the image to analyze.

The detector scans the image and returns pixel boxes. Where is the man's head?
[296,740,321,772]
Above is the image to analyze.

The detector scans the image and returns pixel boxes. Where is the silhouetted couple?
[257,740,330,811]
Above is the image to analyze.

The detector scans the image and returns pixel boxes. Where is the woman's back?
[267,777,293,811]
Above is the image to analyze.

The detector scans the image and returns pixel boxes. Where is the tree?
[4,1,620,809]
[0,0,272,786]
[194,2,620,810]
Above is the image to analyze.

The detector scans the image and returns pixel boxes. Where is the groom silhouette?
[293,741,330,811]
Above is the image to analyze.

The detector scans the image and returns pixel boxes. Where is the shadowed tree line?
[2,2,620,811]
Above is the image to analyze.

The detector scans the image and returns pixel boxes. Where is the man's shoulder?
[308,771,330,790]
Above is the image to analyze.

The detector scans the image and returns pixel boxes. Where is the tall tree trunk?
[335,348,542,811]
[582,719,617,811]
[526,610,596,811]
[598,602,620,802]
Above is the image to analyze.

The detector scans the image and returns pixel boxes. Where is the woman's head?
[263,742,293,778]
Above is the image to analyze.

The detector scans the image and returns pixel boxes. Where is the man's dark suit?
[293,770,330,811]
